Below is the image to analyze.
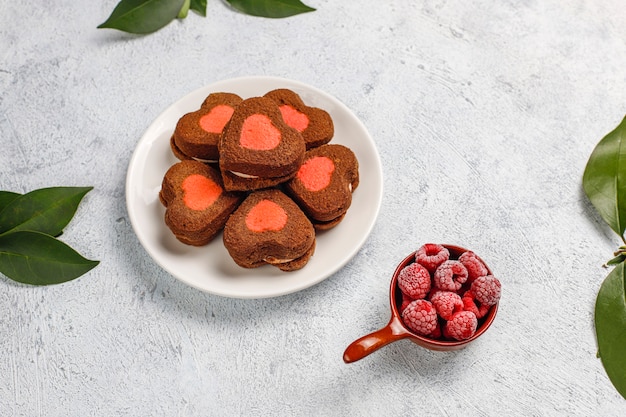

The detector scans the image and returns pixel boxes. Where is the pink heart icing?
[296,156,335,192]
[199,105,235,134]
[181,174,222,211]
[240,114,281,150]
[279,105,309,132]
[245,200,288,232]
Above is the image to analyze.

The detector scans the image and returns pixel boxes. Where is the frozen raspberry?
[430,290,464,320]
[459,251,489,283]
[471,275,501,306]
[443,311,478,341]
[400,293,415,312]
[461,290,491,319]
[402,299,438,336]
[415,243,450,273]
[433,260,468,292]
[428,320,442,339]
[397,262,431,299]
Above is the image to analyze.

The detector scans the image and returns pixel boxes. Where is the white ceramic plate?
[125,76,383,298]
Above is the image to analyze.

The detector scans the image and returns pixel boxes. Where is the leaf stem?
[178,0,191,18]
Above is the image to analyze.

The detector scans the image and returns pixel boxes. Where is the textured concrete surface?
[1,1,626,415]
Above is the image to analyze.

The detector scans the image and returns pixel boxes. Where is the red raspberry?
[443,311,478,341]
[471,275,501,306]
[400,293,415,312]
[433,260,468,292]
[430,290,464,320]
[459,251,489,283]
[415,243,450,273]
[402,299,438,336]
[397,262,431,299]
[461,290,491,319]
[429,320,442,339]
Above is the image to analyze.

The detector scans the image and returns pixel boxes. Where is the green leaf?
[583,116,626,238]
[98,0,186,34]
[595,262,626,399]
[0,231,99,285]
[0,191,21,214]
[605,254,626,266]
[190,0,207,16]
[0,187,92,237]
[226,0,315,18]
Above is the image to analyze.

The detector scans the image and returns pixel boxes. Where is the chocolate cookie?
[171,92,243,162]
[219,96,306,191]
[223,189,316,271]
[160,160,243,246]
[284,144,359,230]
[264,88,334,149]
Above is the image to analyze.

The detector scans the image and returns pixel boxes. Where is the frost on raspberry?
[443,311,478,341]
[428,320,442,339]
[430,290,464,320]
[402,299,438,336]
[415,243,450,273]
[471,275,501,306]
[433,260,468,292]
[397,262,431,299]
[459,251,489,283]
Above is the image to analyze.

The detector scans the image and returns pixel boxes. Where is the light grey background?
[1,1,625,415]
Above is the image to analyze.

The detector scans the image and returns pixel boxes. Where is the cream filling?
[230,171,260,179]
[192,157,219,164]
[264,256,296,264]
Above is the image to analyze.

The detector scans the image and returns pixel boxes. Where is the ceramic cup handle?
[343,317,409,363]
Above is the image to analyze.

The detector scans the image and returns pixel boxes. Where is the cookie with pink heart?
[284,144,359,230]
[223,189,316,271]
[218,96,306,191]
[264,89,334,149]
[171,92,243,162]
[159,160,243,246]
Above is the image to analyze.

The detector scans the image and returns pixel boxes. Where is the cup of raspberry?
[343,244,500,363]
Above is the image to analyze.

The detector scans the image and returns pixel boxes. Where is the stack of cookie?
[160,88,359,271]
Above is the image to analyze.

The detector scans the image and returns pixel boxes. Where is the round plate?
[125,76,383,298]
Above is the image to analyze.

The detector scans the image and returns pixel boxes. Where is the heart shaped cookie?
[171,92,242,162]
[284,144,359,230]
[223,189,316,271]
[219,96,306,191]
[264,88,334,149]
[159,160,243,246]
